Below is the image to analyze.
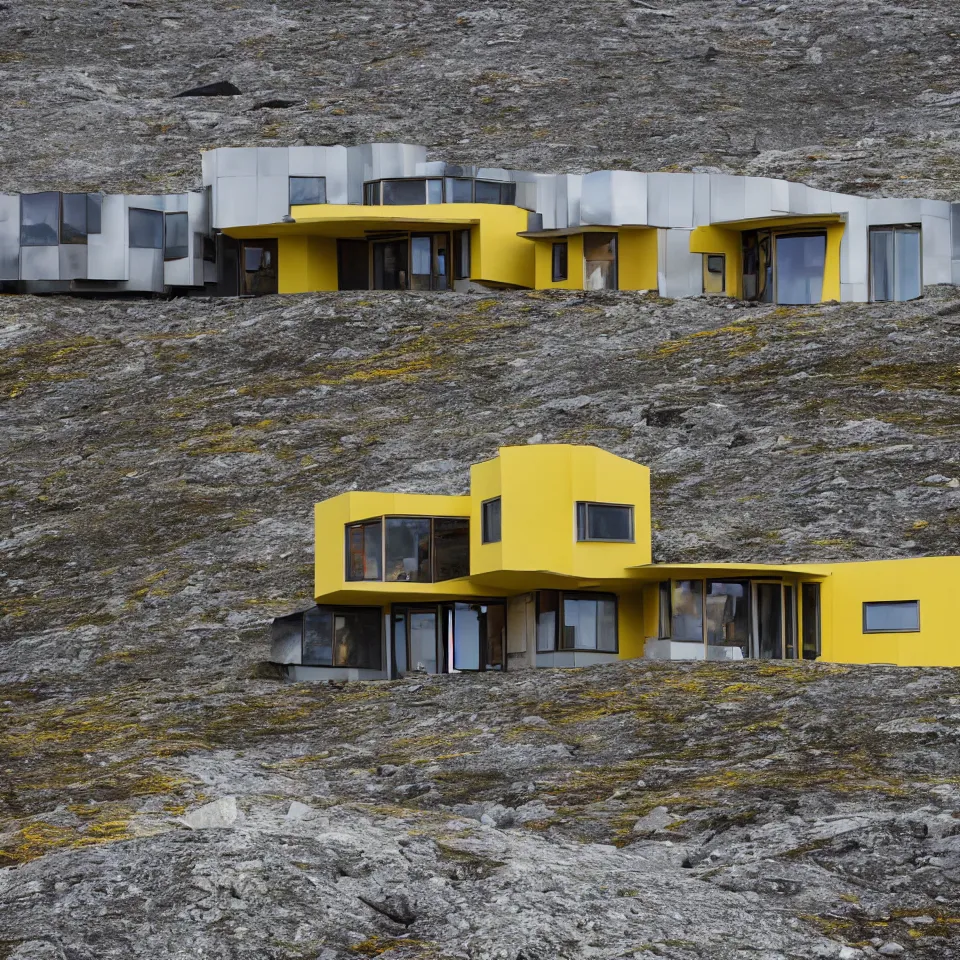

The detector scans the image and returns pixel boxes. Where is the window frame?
[558,591,619,653]
[862,599,920,634]
[128,207,164,250]
[869,224,922,303]
[551,241,568,282]
[288,176,327,209]
[163,211,189,261]
[575,501,635,543]
[703,253,726,293]
[345,518,384,583]
[20,192,61,247]
[481,497,502,545]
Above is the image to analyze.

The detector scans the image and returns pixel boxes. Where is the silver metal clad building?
[1,142,957,302]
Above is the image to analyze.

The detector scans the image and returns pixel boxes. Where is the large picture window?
[346,516,469,583]
[870,226,921,302]
[21,193,60,246]
[576,502,633,542]
[863,600,920,634]
[303,605,382,669]
[481,498,501,544]
[129,208,163,249]
[561,593,618,652]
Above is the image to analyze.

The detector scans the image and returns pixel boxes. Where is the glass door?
[583,233,618,290]
[372,239,408,289]
[752,582,783,659]
[742,230,773,302]
[410,233,452,291]
[239,239,278,296]
[775,232,826,305]
[447,602,505,672]
[392,605,440,675]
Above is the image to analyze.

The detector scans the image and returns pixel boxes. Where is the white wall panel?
[217,148,258,178]
[216,176,258,228]
[20,245,59,281]
[88,194,127,281]
[710,175,745,223]
[256,175,288,225]
[257,147,289,177]
[0,194,19,280]
[59,245,87,281]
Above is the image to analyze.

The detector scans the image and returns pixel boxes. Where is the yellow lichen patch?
[0,805,135,866]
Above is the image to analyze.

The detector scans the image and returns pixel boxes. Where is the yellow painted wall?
[469,205,535,287]
[690,226,744,298]
[823,222,844,302]
[278,236,338,293]
[534,235,584,290]
[618,228,659,291]
[819,557,960,667]
[618,590,647,660]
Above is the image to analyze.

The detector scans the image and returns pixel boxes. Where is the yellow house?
[271,445,959,679]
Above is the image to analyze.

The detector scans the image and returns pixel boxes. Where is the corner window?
[481,497,501,544]
[703,253,725,294]
[801,582,820,660]
[576,502,633,542]
[164,211,189,260]
[289,176,326,207]
[60,194,89,245]
[561,593,618,652]
[863,600,920,634]
[870,226,921,302]
[129,208,163,249]
[346,520,382,582]
[433,518,470,581]
[303,605,382,670]
[20,192,60,246]
[551,241,568,282]
[454,229,471,280]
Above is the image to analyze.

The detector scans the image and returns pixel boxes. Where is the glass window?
[705,580,749,656]
[486,603,505,669]
[289,176,326,207]
[870,228,895,302]
[500,182,517,206]
[453,603,481,670]
[576,502,633,542]
[671,579,703,643]
[385,517,431,582]
[21,192,60,246]
[775,232,826,305]
[334,608,382,669]
[445,178,473,203]
[584,233,618,291]
[164,212,189,260]
[801,582,821,660]
[481,497,501,544]
[703,254,725,294]
[203,235,217,263]
[537,590,558,652]
[363,181,380,205]
[552,242,568,282]
[426,179,443,204]
[433,518,469,581]
[346,520,382,581]
[561,594,617,652]
[392,612,408,675]
[872,226,922,302]
[410,235,432,289]
[658,581,672,639]
[271,611,303,658]
[382,179,427,205]
[303,606,333,665]
[895,228,922,301]
[454,229,470,280]
[87,194,102,235]
[863,600,920,633]
[409,609,438,674]
[60,193,88,244]
[784,585,797,660]
[756,582,783,660]
[129,208,163,249]
[474,180,502,204]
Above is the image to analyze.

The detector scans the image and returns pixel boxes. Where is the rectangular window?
[60,193,88,244]
[870,226,921,302]
[863,600,920,634]
[433,518,470,581]
[454,229,471,280]
[445,178,473,203]
[671,579,704,643]
[21,192,60,246]
[500,182,517,205]
[705,580,749,657]
[658,581,672,639]
[363,181,380,205]
[775,232,826,305]
[382,179,427,205]
[703,253,725,294]
[576,502,634,542]
[385,517,431,582]
[784,585,797,660]
[289,176,326,207]
[801,582,821,660]
[303,606,333,665]
[561,593,618,652]
[334,607,383,669]
[87,194,102,235]
[346,520,382,581]
[583,232,618,290]
[551,241,568,282]
[481,497,501,544]
[426,179,443,204]
[536,590,559,652]
[164,211,189,260]
[129,208,164,249]
[474,180,502,204]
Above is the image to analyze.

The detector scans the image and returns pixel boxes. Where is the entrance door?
[408,608,439,674]
[584,233,618,290]
[753,582,783,659]
[239,239,278,296]
[372,239,408,290]
[410,234,451,291]
[742,230,773,302]
[775,232,826,305]
[338,239,369,290]
[448,602,505,672]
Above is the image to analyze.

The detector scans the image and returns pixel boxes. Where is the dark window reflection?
[164,212,189,260]
[21,192,60,246]
[129,208,163,249]
[289,176,326,206]
[385,517,431,582]
[60,193,88,245]
[434,518,469,581]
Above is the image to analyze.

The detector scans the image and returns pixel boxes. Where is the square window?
[552,241,568,282]
[870,226,921,302]
[575,502,633,542]
[289,176,326,207]
[863,600,920,633]
[481,497,501,544]
[129,208,163,249]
